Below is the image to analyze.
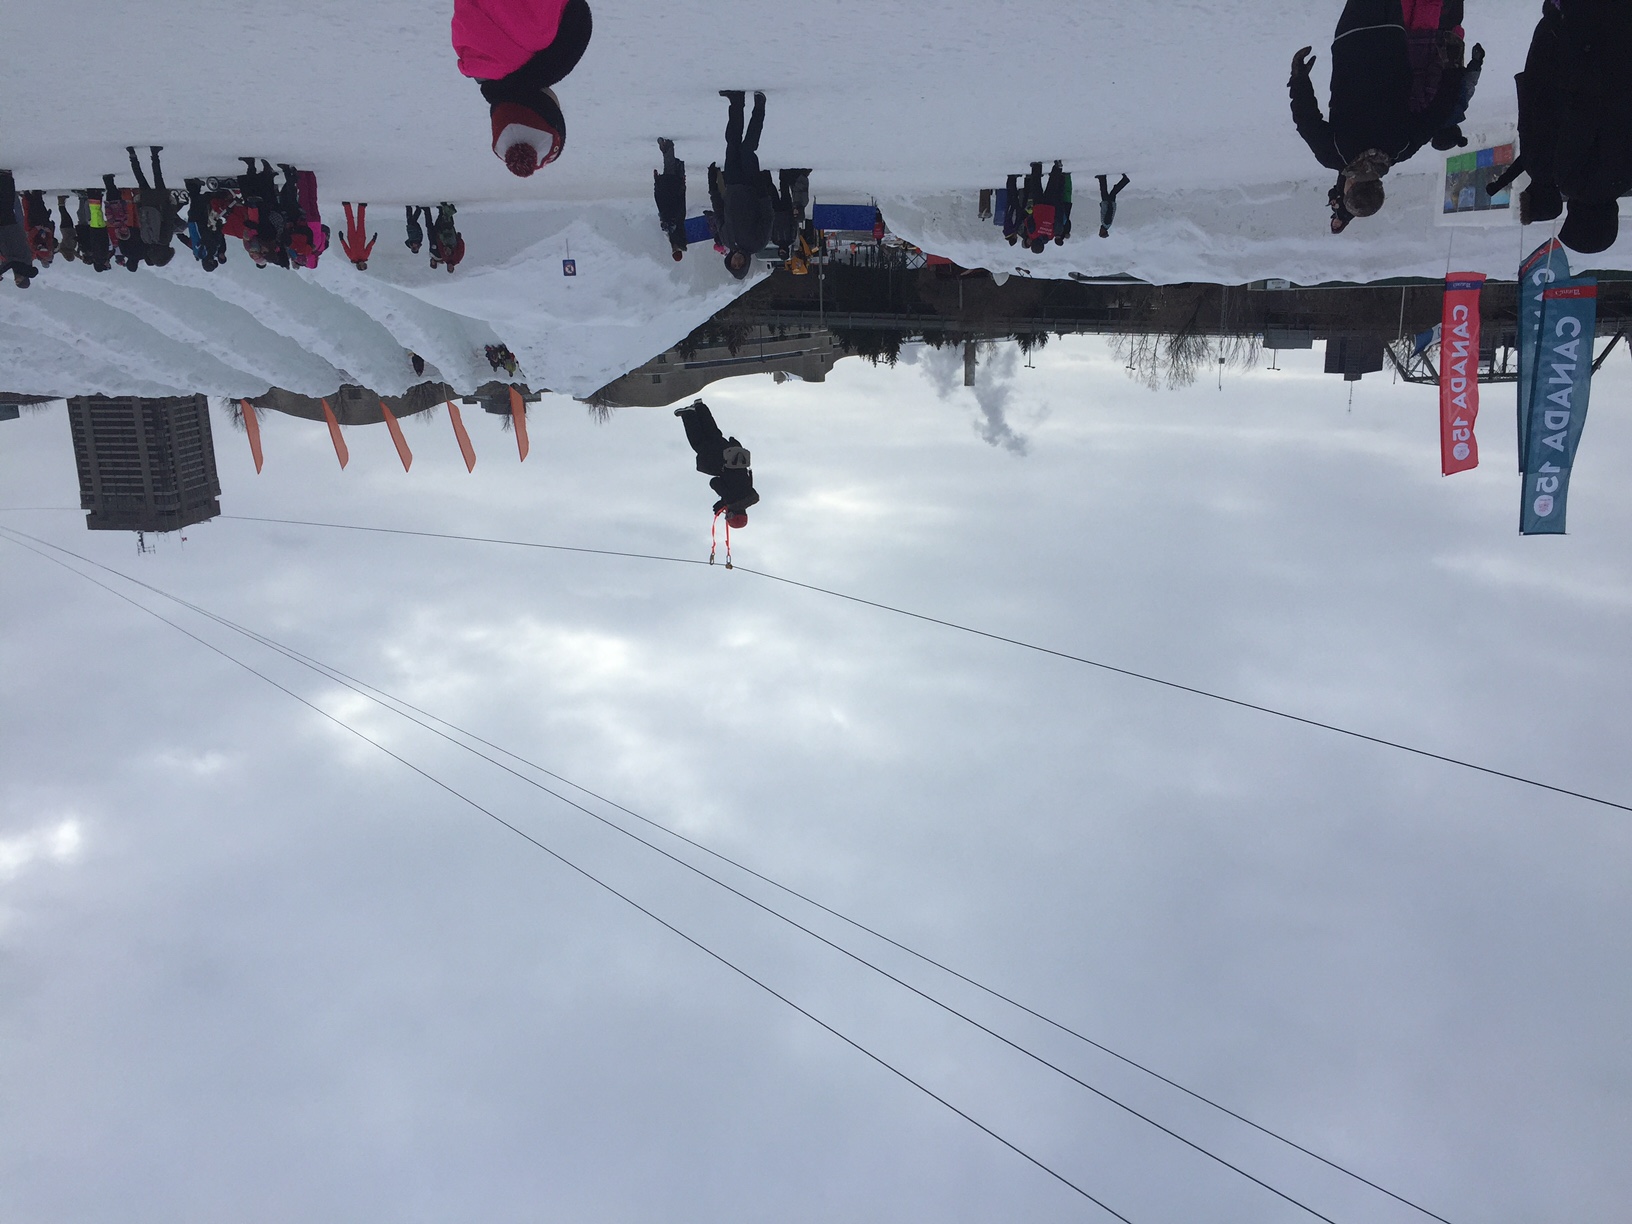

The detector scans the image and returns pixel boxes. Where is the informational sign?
[1443,143,1514,215]
[1439,273,1485,475]
[1520,280,1597,535]
[1516,239,1572,468]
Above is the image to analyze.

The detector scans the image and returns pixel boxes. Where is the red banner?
[1439,272,1485,475]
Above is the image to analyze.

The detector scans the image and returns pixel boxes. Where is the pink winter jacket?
[452,0,571,81]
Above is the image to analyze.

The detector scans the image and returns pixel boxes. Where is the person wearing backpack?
[675,399,759,526]
[1288,0,1480,223]
[126,145,181,265]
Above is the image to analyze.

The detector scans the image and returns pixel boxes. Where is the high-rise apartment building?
[67,396,221,532]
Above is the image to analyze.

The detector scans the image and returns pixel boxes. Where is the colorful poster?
[1517,239,1572,470]
[1520,280,1598,536]
[1439,273,1485,475]
[1442,143,1515,215]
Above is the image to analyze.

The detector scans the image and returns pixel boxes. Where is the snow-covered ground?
[2,0,1629,399]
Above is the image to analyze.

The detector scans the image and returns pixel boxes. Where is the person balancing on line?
[1289,0,1480,224]
[452,0,593,178]
[675,400,759,545]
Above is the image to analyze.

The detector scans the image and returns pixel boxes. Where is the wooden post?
[447,401,476,472]
[509,386,530,462]
[379,401,413,472]
[238,399,264,473]
[320,398,349,469]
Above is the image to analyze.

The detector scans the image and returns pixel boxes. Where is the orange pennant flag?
[380,401,413,472]
[447,401,476,472]
[238,399,264,473]
[320,398,349,470]
[509,386,530,462]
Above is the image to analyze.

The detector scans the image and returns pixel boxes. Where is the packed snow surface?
[2,0,1628,399]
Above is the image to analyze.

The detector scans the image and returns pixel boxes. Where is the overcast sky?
[4,338,1630,1224]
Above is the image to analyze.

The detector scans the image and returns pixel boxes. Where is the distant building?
[67,395,221,533]
[1323,334,1387,382]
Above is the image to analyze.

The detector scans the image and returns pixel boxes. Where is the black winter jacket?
[1507,0,1632,218]
[1291,23,1468,169]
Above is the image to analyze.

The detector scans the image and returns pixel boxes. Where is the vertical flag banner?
[1439,272,1485,474]
[1517,239,1572,470]
[1521,280,1597,535]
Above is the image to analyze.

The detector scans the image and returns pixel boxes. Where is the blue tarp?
[812,203,878,232]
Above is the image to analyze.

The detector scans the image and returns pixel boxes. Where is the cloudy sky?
[4,337,1631,1224]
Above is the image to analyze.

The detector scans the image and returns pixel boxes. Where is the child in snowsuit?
[1097,173,1129,237]
[654,138,687,259]
[341,202,376,268]
[453,0,593,177]
[675,399,759,525]
[404,204,425,253]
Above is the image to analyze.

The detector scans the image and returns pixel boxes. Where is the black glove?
[1289,46,1315,87]
[1468,42,1484,70]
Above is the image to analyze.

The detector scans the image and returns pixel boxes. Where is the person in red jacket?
[340,202,377,269]
[452,0,593,177]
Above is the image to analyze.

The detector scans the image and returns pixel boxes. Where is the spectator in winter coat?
[1289,0,1479,221]
[0,172,38,287]
[405,204,426,253]
[719,90,775,279]
[429,203,465,272]
[1487,0,1631,254]
[771,167,811,256]
[341,202,377,268]
[22,191,57,265]
[653,138,687,260]
[675,399,759,525]
[1097,173,1129,237]
[703,162,728,252]
[126,145,180,265]
[73,190,112,272]
[55,196,78,262]
[1002,172,1023,245]
[453,0,593,178]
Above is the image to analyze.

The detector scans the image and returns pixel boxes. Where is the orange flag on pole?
[380,401,413,472]
[509,386,530,461]
[238,399,264,473]
[320,398,349,469]
[447,401,476,472]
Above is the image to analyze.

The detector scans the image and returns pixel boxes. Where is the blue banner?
[1516,239,1572,471]
[1520,280,1598,536]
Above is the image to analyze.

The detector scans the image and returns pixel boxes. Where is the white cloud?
[0,818,83,883]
